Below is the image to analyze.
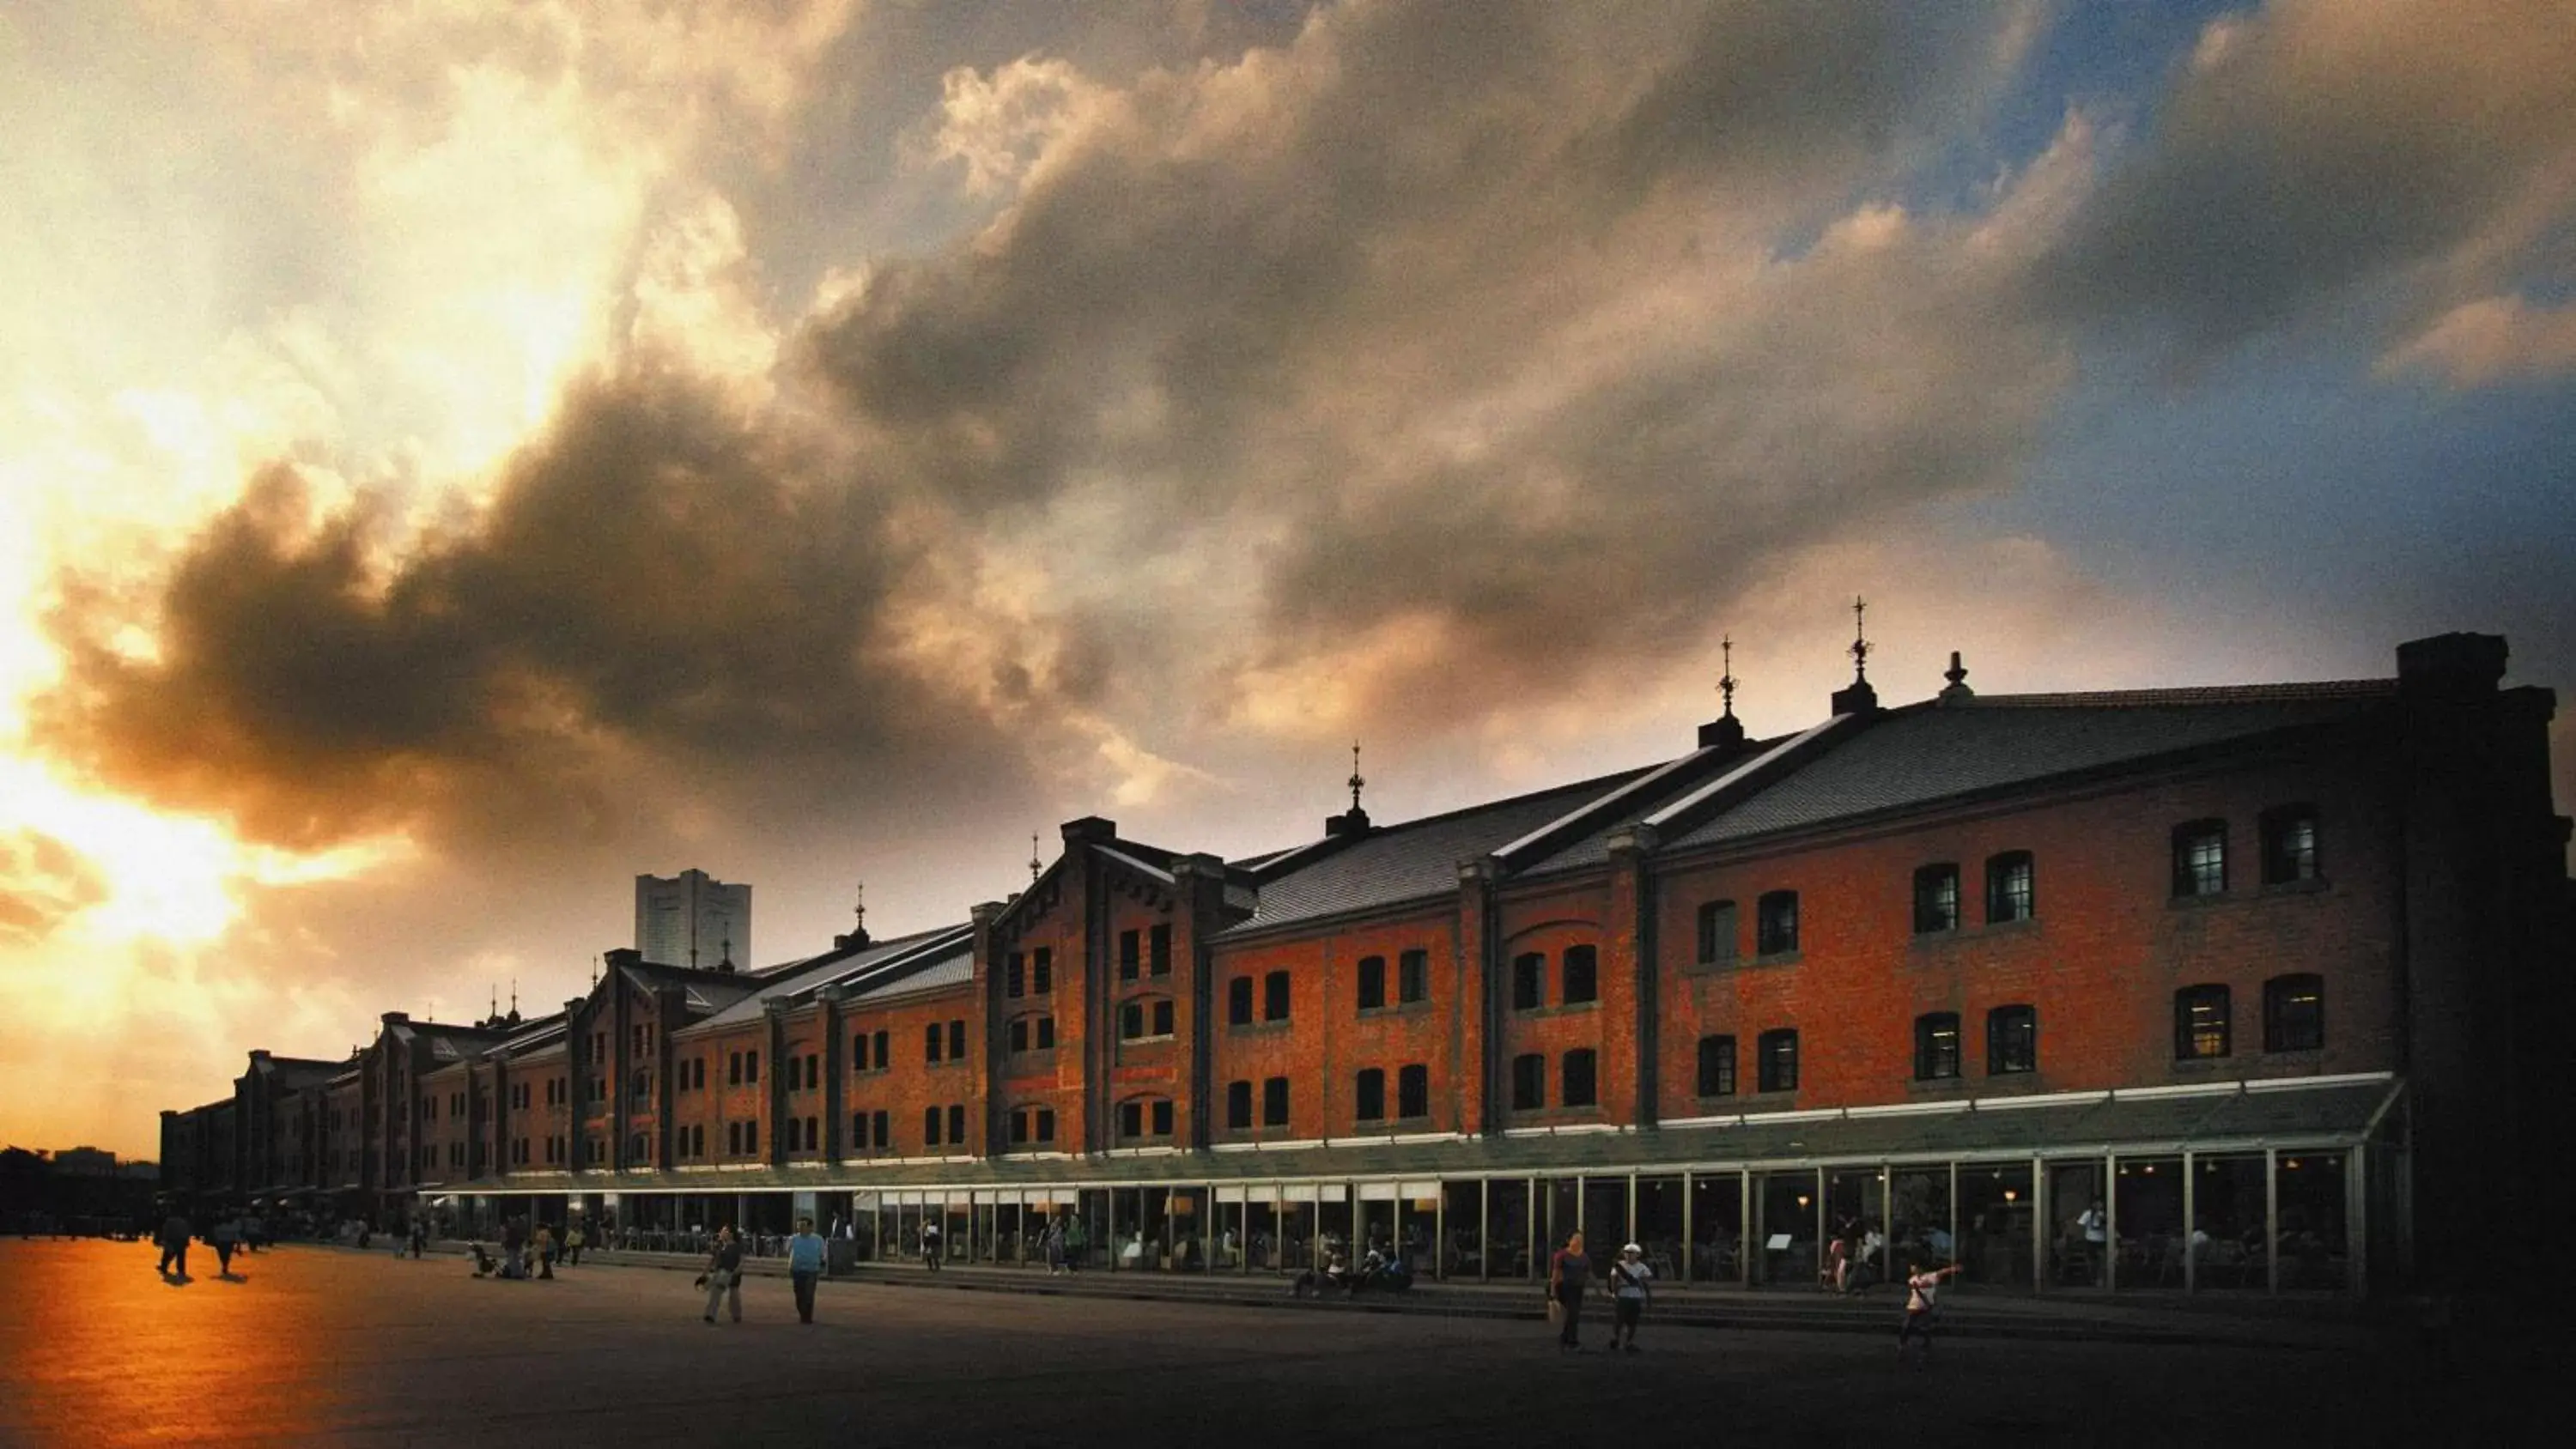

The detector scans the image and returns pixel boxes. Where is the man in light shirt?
[787,1216,828,1325]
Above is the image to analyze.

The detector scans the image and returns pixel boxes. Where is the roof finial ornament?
[854,881,866,934]
[1719,634,1737,718]
[1849,595,1871,683]
[1940,649,1974,704]
[1030,834,1042,882]
[1349,740,1365,815]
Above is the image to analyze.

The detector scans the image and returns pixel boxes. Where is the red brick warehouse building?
[164,631,2568,1297]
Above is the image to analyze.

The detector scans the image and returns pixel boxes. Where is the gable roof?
[1218,767,1658,937]
[1659,683,2393,854]
[681,924,975,1033]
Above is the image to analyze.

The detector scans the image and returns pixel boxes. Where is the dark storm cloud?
[34,370,1039,851]
[2033,0,2576,352]
[807,0,2063,725]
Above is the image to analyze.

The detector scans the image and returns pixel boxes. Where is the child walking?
[1897,1260,1960,1364]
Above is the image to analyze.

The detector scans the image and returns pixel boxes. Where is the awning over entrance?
[465,1076,2398,1195]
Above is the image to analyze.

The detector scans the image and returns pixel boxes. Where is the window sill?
[1356,1001,1433,1020]
[1232,1019,1291,1034]
[2258,876,2331,897]
[2258,1045,2327,1060]
[1905,1075,1969,1094]
[1512,999,1601,1017]
[2170,1053,2234,1073]
[1753,949,1802,967]
[2166,891,2244,911]
[1118,1034,1176,1046]
[1681,956,1746,975]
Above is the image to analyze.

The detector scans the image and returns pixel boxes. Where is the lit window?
[2264,974,2324,1052]
[2172,822,2227,897]
[2261,807,2320,885]
[2175,985,2231,1060]
[1986,852,2034,923]
[1913,865,1960,934]
[1914,1013,1960,1081]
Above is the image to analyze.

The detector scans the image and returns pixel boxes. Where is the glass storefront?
[1441,1180,1482,1278]
[1487,1179,1532,1280]
[1635,1176,1683,1283]
[2048,1160,2105,1288]
[1957,1163,2032,1288]
[2113,1158,2184,1290]
[1688,1172,1744,1284]
[1888,1166,1951,1280]
[1753,1170,1818,1287]
[2275,1152,2348,1293]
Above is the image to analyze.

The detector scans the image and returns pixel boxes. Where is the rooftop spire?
[1940,649,1975,705]
[1719,634,1737,718]
[1030,833,1042,882]
[854,882,866,935]
[1349,740,1365,815]
[1849,595,1870,683]
[1327,741,1373,837]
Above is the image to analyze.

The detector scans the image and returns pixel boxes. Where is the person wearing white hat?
[1609,1242,1654,1354]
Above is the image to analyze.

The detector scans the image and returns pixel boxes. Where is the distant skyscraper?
[635,869,751,970]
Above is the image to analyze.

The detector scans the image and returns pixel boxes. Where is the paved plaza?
[0,1239,2539,1446]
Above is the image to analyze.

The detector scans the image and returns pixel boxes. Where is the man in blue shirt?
[787,1216,828,1324]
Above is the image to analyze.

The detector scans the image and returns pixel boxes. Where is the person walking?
[787,1217,826,1324]
[1042,1214,1066,1275]
[1608,1242,1653,1354]
[564,1222,585,1267]
[1064,1212,1088,1272]
[155,1210,192,1277]
[409,1217,428,1259]
[921,1218,943,1272]
[210,1216,240,1277]
[702,1226,744,1324]
[499,1216,526,1280]
[2075,1198,2108,1284]
[1548,1230,1591,1352]
[1897,1260,1961,1365]
[536,1223,556,1280]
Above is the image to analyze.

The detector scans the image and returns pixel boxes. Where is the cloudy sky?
[3,0,2570,1158]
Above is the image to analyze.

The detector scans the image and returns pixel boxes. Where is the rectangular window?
[1119,929,1141,981]
[872,1111,888,1150]
[1398,949,1429,1003]
[2262,807,2320,885]
[925,1023,943,1064]
[1696,1034,1736,1096]
[1355,1068,1386,1121]
[948,1104,966,1144]
[1228,976,1254,1025]
[1154,998,1174,1035]
[806,1052,820,1089]
[1150,1100,1172,1137]
[1036,1015,1054,1050]
[1117,1100,1141,1138]
[1262,1076,1289,1126]
[852,1113,870,1151]
[2175,985,2232,1059]
[1226,1080,1253,1130]
[1357,955,1387,1010]
[1988,1006,2038,1075]
[1510,1052,1546,1110]
[1757,1028,1799,1093]
[2173,821,2227,897]
[1914,1013,1961,1081]
[872,1031,888,1070]
[1757,891,1800,955]
[744,1051,758,1083]
[743,1120,756,1155]
[1560,1049,1597,1106]
[1009,1018,1029,1053]
[1511,952,1544,1010]
[1034,1108,1054,1143]
[1150,924,1171,977]
[1696,900,1739,965]
[1120,1001,1144,1040]
[1010,1108,1029,1145]
[2264,974,2324,1052]
[1914,864,1960,934]
[1397,1064,1428,1119]
[1263,970,1291,1022]
[728,1052,742,1086]
[925,1106,942,1146]
[1006,952,1025,998]
[1986,852,2035,923]
[1031,949,1052,994]
[948,1019,967,1061]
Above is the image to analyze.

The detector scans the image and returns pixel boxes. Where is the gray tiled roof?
[687,925,971,1031]
[1661,688,2390,854]
[1220,768,1658,937]
[849,940,975,1003]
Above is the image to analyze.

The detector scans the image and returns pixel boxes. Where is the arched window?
[1985,852,2034,923]
[2264,974,2324,1052]
[1913,1012,1961,1080]
[1560,1049,1598,1106]
[1913,865,1960,934]
[1116,1095,1176,1141]
[1696,1034,1736,1096]
[1561,945,1599,1004]
[1397,1064,1429,1119]
[1757,891,1800,955]
[2174,985,2231,1059]
[1117,997,1176,1041]
[1987,1005,2038,1075]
